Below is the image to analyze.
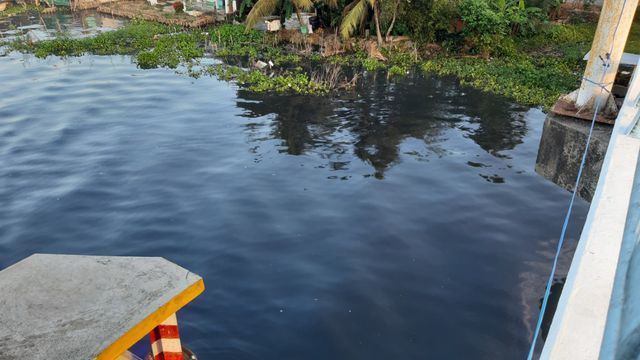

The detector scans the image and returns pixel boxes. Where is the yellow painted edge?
[95,278,205,360]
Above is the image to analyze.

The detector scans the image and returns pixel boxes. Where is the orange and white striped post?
[149,314,183,360]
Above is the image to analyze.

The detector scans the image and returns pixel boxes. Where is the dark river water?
[0,17,589,359]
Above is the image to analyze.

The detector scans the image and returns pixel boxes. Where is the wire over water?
[526,1,629,358]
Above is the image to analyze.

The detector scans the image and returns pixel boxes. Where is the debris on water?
[466,161,489,168]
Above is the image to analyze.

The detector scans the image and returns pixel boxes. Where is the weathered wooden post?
[574,0,639,113]
[537,0,640,200]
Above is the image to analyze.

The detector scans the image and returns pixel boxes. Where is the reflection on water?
[541,279,564,340]
[0,28,589,360]
[0,10,125,42]
[237,72,530,179]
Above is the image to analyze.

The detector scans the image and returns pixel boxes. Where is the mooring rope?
[526,1,629,358]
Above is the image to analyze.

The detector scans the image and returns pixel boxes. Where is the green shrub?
[527,0,562,15]
[509,6,548,37]
[460,0,507,36]
[400,0,460,43]
[458,0,548,54]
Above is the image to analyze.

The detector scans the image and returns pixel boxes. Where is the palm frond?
[293,0,314,11]
[323,0,338,8]
[245,0,280,29]
[340,0,368,40]
[238,0,254,17]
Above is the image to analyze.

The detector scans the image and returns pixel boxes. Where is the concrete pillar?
[149,313,183,360]
[576,0,639,109]
[535,113,613,202]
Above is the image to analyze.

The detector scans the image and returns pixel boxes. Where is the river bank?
[2,6,637,109]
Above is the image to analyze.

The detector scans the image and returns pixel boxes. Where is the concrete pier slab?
[0,254,204,360]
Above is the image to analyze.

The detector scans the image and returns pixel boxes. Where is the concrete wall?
[535,114,612,202]
[616,170,640,359]
[601,157,640,359]
[541,59,640,360]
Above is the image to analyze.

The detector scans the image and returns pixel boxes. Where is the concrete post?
[575,0,639,109]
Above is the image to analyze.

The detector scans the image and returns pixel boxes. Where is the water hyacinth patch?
[3,18,625,108]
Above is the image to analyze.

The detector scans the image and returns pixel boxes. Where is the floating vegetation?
[3,21,360,95]
[421,56,581,110]
[3,18,616,107]
[184,62,356,95]
[0,4,44,18]
[204,65,331,94]
[8,22,174,57]
[136,32,205,68]
[6,21,205,68]
[388,65,408,77]
[361,57,386,71]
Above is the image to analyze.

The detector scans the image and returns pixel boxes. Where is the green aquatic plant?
[204,64,330,94]
[3,16,627,110]
[0,4,42,18]
[360,57,385,71]
[385,48,414,68]
[137,32,205,69]
[7,21,174,57]
[327,54,352,65]
[211,24,265,58]
[421,55,581,109]
[211,24,264,46]
[5,21,204,68]
[388,64,407,77]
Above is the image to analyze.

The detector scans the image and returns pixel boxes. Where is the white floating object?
[265,19,281,32]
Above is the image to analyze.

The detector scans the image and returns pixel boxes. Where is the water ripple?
[0,51,589,359]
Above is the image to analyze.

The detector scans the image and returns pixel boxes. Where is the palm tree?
[384,0,400,40]
[339,0,383,45]
[245,0,329,31]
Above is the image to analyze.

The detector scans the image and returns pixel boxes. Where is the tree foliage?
[242,0,558,48]
[245,0,315,29]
